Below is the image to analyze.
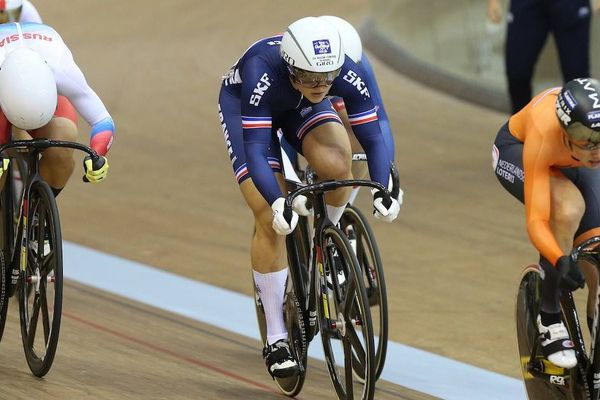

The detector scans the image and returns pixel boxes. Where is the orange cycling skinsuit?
[492,78,600,368]
[494,87,600,265]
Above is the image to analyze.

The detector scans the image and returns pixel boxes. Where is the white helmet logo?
[312,40,331,55]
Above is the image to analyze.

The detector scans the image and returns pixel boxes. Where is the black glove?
[556,255,585,291]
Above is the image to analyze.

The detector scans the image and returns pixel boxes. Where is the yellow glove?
[83,155,109,183]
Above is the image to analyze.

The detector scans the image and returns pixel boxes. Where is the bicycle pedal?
[522,356,566,378]
[540,358,566,375]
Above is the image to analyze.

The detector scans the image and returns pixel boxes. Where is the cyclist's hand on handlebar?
[292,195,313,216]
[83,155,109,183]
[372,188,400,222]
[0,156,9,179]
[556,255,585,291]
[271,197,299,235]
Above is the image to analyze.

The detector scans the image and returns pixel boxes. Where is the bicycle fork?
[8,196,27,297]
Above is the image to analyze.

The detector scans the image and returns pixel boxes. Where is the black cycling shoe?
[262,339,299,379]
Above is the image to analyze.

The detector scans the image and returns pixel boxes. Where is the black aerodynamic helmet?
[556,78,600,144]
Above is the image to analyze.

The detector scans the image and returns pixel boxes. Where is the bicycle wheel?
[318,225,375,400]
[19,180,63,377]
[340,205,388,380]
[0,166,14,342]
[515,265,577,400]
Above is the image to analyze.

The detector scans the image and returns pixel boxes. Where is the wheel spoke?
[347,319,367,368]
[342,276,356,314]
[27,292,41,348]
[344,338,354,398]
[36,206,45,259]
[41,253,53,275]
[39,281,51,344]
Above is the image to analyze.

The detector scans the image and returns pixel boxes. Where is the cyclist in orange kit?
[493,77,600,369]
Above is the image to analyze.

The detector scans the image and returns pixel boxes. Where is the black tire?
[515,265,583,400]
[0,166,14,342]
[340,205,388,380]
[318,225,375,400]
[19,181,63,377]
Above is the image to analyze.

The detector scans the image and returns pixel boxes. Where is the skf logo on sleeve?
[300,107,312,117]
[342,70,370,98]
[249,73,272,106]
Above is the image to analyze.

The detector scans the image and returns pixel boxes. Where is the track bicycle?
[0,138,104,377]
[516,235,600,399]
[255,178,392,399]
[278,151,395,381]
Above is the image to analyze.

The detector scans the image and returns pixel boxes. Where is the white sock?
[327,204,346,226]
[347,186,360,205]
[253,268,289,345]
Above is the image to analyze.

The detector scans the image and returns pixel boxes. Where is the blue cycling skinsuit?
[218,34,391,206]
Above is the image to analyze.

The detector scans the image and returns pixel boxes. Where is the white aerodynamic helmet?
[319,16,363,63]
[0,0,23,23]
[0,47,57,130]
[280,16,344,73]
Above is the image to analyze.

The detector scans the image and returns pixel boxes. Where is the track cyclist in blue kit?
[287,15,402,206]
[217,16,400,379]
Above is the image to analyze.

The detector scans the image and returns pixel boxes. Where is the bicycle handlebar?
[283,179,389,221]
[349,153,400,200]
[0,138,99,160]
[0,139,103,183]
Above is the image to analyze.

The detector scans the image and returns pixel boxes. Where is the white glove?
[271,197,299,235]
[395,187,404,206]
[292,195,313,216]
[372,189,400,222]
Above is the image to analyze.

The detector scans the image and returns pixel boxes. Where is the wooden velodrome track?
[0,0,562,398]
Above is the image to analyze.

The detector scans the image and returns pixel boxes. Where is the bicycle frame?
[284,179,388,343]
[0,139,99,295]
[0,138,100,377]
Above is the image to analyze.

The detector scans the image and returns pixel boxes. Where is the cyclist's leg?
[331,97,367,205]
[538,171,583,311]
[28,96,78,194]
[564,166,600,332]
[280,99,352,225]
[218,90,297,378]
